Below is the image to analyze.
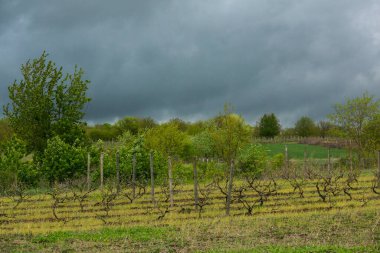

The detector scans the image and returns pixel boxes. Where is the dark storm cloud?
[1,0,380,126]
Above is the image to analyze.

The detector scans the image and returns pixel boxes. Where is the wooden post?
[87,153,91,191]
[226,159,235,216]
[150,152,156,206]
[168,155,174,208]
[132,153,136,198]
[303,148,307,171]
[349,141,353,172]
[116,151,120,192]
[285,145,289,169]
[327,148,331,172]
[193,157,199,210]
[100,152,104,191]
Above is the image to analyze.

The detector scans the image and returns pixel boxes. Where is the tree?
[4,51,90,156]
[41,136,86,183]
[0,137,37,192]
[237,144,269,177]
[328,92,380,157]
[0,118,13,143]
[145,122,188,158]
[294,116,318,137]
[318,121,333,138]
[257,113,281,138]
[210,108,251,164]
[116,116,157,135]
[362,113,380,153]
[209,105,251,215]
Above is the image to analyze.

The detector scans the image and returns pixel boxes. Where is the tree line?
[0,52,379,194]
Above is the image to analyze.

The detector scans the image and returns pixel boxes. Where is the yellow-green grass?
[0,174,379,252]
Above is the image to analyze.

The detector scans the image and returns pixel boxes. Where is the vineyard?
[1,159,380,252]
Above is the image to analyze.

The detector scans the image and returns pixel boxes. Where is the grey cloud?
[1,0,380,127]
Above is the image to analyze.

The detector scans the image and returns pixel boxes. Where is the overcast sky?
[1,0,380,127]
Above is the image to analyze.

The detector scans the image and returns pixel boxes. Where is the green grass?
[32,226,174,243]
[262,143,347,159]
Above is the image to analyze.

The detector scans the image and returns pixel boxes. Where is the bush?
[41,136,86,183]
[0,137,38,192]
[237,144,269,177]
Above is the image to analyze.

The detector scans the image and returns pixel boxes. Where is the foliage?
[115,116,157,135]
[237,144,269,176]
[0,137,37,191]
[86,123,121,141]
[257,113,281,138]
[190,130,215,158]
[41,136,86,183]
[3,51,90,157]
[0,118,13,143]
[328,92,380,156]
[294,116,318,137]
[362,113,380,153]
[145,122,188,158]
[209,105,251,163]
[318,120,333,138]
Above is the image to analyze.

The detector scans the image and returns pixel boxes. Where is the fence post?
[100,152,104,191]
[193,157,199,210]
[168,155,174,208]
[303,148,307,171]
[349,140,353,172]
[132,153,136,198]
[285,145,289,169]
[116,151,120,192]
[150,151,156,206]
[327,148,331,172]
[87,153,91,191]
[226,159,235,216]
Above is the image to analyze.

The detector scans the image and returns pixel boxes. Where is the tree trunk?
[193,157,199,210]
[100,152,104,192]
[226,159,235,216]
[168,156,174,208]
[150,152,156,206]
[132,153,136,198]
[87,153,91,191]
[116,151,120,192]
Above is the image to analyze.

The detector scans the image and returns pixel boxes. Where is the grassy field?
[0,170,379,252]
[262,143,347,159]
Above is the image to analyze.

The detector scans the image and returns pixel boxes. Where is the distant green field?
[262,143,347,160]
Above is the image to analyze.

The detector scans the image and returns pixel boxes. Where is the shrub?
[41,136,86,183]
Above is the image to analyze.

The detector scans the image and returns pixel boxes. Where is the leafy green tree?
[0,137,37,191]
[294,116,318,137]
[238,144,269,177]
[209,105,251,215]
[363,113,380,153]
[0,118,13,143]
[258,113,281,138]
[86,123,121,141]
[318,121,333,138]
[41,136,86,183]
[4,51,90,157]
[115,116,157,135]
[191,130,215,158]
[328,92,380,156]
[145,122,188,158]
[210,106,251,164]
